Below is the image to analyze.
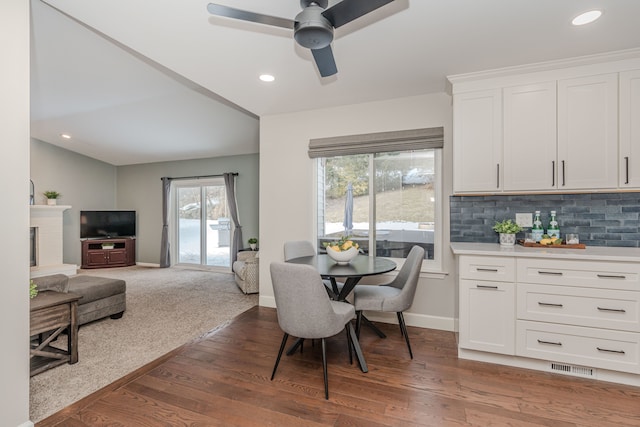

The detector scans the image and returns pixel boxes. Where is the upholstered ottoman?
[32,274,126,326]
[68,275,126,325]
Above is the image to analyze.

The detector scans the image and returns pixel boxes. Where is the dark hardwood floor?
[37,306,640,426]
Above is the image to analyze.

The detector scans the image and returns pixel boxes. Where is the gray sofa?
[32,274,126,325]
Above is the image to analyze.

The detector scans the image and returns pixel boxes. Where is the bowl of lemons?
[324,236,359,265]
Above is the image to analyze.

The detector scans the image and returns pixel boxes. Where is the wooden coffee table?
[30,290,81,376]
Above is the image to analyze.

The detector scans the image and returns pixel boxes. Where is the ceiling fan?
[206,0,396,77]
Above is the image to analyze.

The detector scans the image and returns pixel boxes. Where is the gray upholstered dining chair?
[283,240,316,261]
[270,261,363,399]
[353,245,425,359]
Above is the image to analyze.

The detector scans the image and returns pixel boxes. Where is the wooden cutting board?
[518,240,586,249]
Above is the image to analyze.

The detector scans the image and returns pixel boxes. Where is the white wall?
[1,0,32,425]
[259,92,456,331]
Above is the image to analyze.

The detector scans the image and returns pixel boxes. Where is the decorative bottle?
[532,211,544,242]
[547,210,560,238]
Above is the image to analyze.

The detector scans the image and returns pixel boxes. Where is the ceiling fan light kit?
[207,0,395,77]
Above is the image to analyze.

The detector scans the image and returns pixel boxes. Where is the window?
[316,148,441,267]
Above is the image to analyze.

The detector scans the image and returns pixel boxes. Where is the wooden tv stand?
[81,238,135,269]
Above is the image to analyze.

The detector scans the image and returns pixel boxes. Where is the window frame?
[313,149,443,273]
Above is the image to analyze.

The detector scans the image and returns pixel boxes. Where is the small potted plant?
[492,219,523,246]
[248,237,258,250]
[43,190,61,205]
[30,279,38,299]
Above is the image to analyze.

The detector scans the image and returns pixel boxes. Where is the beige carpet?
[29,266,258,423]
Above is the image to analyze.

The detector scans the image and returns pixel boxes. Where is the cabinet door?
[86,251,107,267]
[106,249,128,265]
[459,279,515,354]
[453,89,502,193]
[503,82,557,191]
[620,69,640,188]
[558,73,618,190]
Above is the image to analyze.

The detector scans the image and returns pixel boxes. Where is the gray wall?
[116,154,259,264]
[31,138,117,265]
[451,192,640,246]
[31,139,259,266]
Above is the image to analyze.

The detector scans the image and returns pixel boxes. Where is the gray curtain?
[160,177,171,268]
[224,172,242,264]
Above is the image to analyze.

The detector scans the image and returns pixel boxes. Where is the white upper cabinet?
[557,73,618,190]
[450,52,640,194]
[503,82,557,191]
[453,89,502,193]
[620,69,640,188]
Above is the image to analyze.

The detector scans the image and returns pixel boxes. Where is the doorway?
[173,178,231,270]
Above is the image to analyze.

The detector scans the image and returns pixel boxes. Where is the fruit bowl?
[326,246,358,265]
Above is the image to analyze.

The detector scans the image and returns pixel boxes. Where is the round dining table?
[287,253,397,302]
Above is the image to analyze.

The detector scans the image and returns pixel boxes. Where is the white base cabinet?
[458,256,515,354]
[455,247,640,386]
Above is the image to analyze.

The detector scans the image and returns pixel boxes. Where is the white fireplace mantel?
[30,204,78,277]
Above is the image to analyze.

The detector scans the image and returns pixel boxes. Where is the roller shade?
[308,127,444,158]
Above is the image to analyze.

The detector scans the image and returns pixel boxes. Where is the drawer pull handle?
[537,339,562,346]
[537,271,563,276]
[476,268,499,272]
[476,285,499,290]
[538,302,563,308]
[596,274,626,279]
[597,347,625,355]
[597,307,626,313]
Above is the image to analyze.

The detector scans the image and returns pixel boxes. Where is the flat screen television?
[80,210,136,239]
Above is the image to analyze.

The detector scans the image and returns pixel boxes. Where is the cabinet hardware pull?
[538,302,563,308]
[597,274,626,279]
[561,160,566,186]
[537,270,563,276]
[625,156,630,185]
[597,347,625,354]
[597,307,626,313]
[476,285,499,290]
[496,164,500,188]
[537,339,562,346]
[551,160,555,187]
[476,268,499,272]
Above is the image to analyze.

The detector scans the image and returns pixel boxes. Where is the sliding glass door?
[174,178,231,269]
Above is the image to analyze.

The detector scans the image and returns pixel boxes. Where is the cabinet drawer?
[516,320,640,374]
[517,258,640,291]
[517,283,640,332]
[459,256,515,282]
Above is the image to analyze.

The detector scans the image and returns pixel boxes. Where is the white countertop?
[450,242,640,262]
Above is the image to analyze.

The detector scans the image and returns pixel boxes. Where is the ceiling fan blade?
[322,0,395,28]
[207,3,294,30]
[311,45,337,77]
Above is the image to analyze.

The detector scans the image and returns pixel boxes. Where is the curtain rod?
[160,172,238,181]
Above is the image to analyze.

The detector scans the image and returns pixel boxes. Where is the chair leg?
[345,326,353,365]
[271,333,289,380]
[321,338,329,400]
[397,312,413,359]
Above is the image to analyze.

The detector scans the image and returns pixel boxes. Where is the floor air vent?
[550,362,595,378]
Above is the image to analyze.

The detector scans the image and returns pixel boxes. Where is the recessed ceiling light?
[60,133,71,139]
[259,74,275,82]
[572,10,602,26]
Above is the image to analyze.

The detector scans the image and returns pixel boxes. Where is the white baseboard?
[18,421,34,427]
[135,262,160,267]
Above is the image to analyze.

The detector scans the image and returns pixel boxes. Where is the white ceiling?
[30,0,640,166]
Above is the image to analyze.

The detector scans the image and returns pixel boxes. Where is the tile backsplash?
[450,192,640,247]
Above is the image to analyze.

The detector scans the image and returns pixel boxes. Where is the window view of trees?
[318,149,437,260]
